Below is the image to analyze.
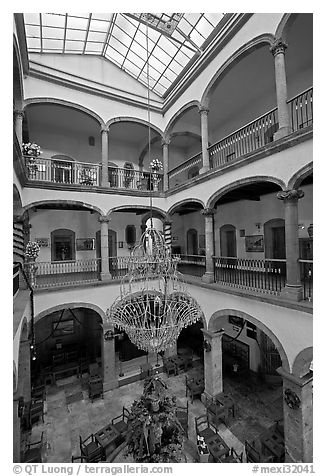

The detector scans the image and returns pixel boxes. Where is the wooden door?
[272,227,285,259]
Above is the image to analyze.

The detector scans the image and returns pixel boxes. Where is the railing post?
[199,105,210,173]
[277,188,304,301]
[161,137,170,191]
[101,125,109,187]
[270,39,291,139]
[98,216,111,281]
[201,207,215,283]
[14,108,24,147]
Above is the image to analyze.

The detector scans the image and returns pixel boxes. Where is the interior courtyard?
[13,12,313,465]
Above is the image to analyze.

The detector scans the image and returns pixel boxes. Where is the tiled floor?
[24,368,282,463]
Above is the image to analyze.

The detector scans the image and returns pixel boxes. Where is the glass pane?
[27,38,41,49]
[66,29,87,41]
[87,31,107,42]
[85,43,103,53]
[64,40,85,51]
[42,13,66,28]
[66,16,89,30]
[24,13,40,25]
[42,27,64,39]
[25,25,41,37]
[42,39,64,50]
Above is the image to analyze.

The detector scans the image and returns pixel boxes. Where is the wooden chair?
[88,376,103,402]
[220,447,243,463]
[204,395,228,429]
[32,384,46,401]
[79,434,104,462]
[111,407,130,443]
[185,376,204,403]
[163,357,178,377]
[245,440,273,463]
[29,399,44,427]
[71,454,86,462]
[195,414,216,441]
[176,401,189,437]
[22,432,44,463]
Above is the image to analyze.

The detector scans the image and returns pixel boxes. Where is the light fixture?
[106,20,203,354]
[307,223,313,238]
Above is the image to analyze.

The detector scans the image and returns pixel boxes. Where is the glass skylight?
[23,13,225,97]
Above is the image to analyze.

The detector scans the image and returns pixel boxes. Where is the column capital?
[277,189,304,202]
[201,207,215,217]
[163,219,172,226]
[270,39,288,57]
[100,125,109,134]
[98,215,111,223]
[13,214,24,223]
[198,105,209,115]
[202,329,224,340]
[161,137,170,147]
[14,109,25,119]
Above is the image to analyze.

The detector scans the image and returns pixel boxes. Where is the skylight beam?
[102,13,116,57]
[62,14,68,53]
[83,14,92,54]
[121,21,141,69]
[39,14,43,53]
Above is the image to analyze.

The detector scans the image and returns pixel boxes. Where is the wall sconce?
[203,340,211,352]
[298,223,305,230]
[255,223,261,231]
[307,224,313,238]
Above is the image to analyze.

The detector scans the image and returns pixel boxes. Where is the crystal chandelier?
[107,227,203,353]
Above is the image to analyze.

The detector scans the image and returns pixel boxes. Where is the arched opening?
[32,307,103,388]
[187,228,198,255]
[220,224,237,257]
[51,229,76,262]
[209,310,286,444]
[177,320,204,360]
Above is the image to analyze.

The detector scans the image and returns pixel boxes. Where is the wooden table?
[186,379,204,403]
[261,432,285,462]
[95,424,120,457]
[53,362,80,381]
[207,401,227,428]
[206,434,230,461]
[216,394,236,418]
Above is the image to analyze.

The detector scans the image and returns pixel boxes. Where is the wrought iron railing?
[213,257,287,294]
[288,87,313,133]
[172,254,206,277]
[108,168,163,191]
[24,156,101,186]
[168,152,202,188]
[30,259,101,288]
[108,256,130,279]
[299,259,313,301]
[208,108,278,169]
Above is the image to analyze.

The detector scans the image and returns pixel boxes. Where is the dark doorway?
[51,229,75,261]
[272,227,286,259]
[264,219,285,259]
[187,229,198,255]
[220,224,237,257]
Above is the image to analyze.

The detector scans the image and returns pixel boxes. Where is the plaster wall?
[33,280,312,372]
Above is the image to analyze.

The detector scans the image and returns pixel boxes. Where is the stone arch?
[287,162,313,190]
[208,308,290,372]
[15,318,29,395]
[13,184,23,216]
[34,302,106,325]
[141,211,166,228]
[107,116,164,138]
[292,347,313,378]
[164,100,201,138]
[201,34,275,109]
[24,98,105,127]
[107,205,167,220]
[275,13,300,42]
[167,198,205,216]
[21,199,105,217]
[138,136,162,167]
[206,175,286,209]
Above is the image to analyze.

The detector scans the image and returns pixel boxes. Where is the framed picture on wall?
[76,238,95,251]
[118,241,124,248]
[245,235,264,252]
[52,320,74,337]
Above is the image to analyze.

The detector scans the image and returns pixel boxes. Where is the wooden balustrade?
[172,254,206,277]
[30,259,101,288]
[213,257,287,295]
[108,168,163,191]
[299,259,313,302]
[108,256,130,279]
[288,87,313,133]
[168,152,202,188]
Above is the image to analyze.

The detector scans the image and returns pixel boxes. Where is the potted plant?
[24,241,40,288]
[197,435,210,462]
[22,142,42,177]
[149,159,163,191]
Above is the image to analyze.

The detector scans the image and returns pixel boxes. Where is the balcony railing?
[108,256,129,279]
[288,87,313,133]
[108,168,163,191]
[213,257,287,295]
[208,108,278,170]
[168,152,202,188]
[299,259,313,301]
[31,259,101,288]
[25,156,101,186]
[172,254,206,277]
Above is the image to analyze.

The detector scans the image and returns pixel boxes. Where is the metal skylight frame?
[23,12,225,97]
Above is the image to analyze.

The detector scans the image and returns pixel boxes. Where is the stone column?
[14,109,24,146]
[277,367,313,463]
[270,40,291,140]
[101,126,109,186]
[201,208,215,283]
[18,339,31,402]
[13,397,21,462]
[98,216,112,280]
[161,138,170,191]
[199,106,210,173]
[102,325,118,392]
[202,329,224,399]
[277,189,304,301]
[163,219,172,253]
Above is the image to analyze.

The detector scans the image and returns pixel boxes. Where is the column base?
[103,379,119,392]
[101,272,112,281]
[202,272,214,284]
[280,284,303,301]
[273,126,291,141]
[199,165,210,174]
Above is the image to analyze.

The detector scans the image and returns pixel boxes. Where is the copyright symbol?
[13,466,22,474]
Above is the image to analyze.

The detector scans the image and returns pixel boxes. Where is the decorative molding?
[284,388,301,409]
[270,39,288,57]
[201,207,215,217]
[98,216,111,223]
[100,126,109,134]
[277,189,304,202]
[198,105,209,115]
